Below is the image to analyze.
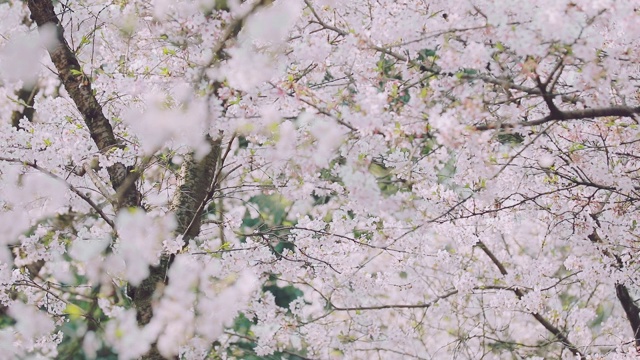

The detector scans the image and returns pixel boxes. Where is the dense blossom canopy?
[1,0,640,359]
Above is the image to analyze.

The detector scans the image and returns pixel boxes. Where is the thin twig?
[0,157,115,228]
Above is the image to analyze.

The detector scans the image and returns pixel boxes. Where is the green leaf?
[79,35,90,47]
[569,142,585,153]
[417,48,437,61]
[496,132,524,145]
[456,68,478,79]
[162,47,176,56]
[63,304,84,320]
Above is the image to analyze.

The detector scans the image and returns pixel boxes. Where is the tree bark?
[135,138,222,360]
[26,0,140,209]
[615,284,640,347]
[10,86,38,129]
[587,218,640,348]
[27,2,258,359]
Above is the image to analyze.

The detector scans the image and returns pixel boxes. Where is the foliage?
[0,0,640,359]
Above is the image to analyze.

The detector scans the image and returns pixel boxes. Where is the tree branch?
[616,284,640,347]
[130,2,273,357]
[475,106,640,130]
[0,156,114,228]
[476,241,585,359]
[27,0,140,210]
[587,208,640,348]
[10,85,38,129]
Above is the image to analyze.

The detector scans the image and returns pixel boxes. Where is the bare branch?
[475,106,640,130]
[476,241,585,359]
[0,157,115,228]
[331,290,458,311]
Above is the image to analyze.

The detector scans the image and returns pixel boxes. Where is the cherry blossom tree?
[1,0,640,359]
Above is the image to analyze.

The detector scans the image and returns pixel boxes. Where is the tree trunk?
[27,0,140,210]
[135,138,222,359]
